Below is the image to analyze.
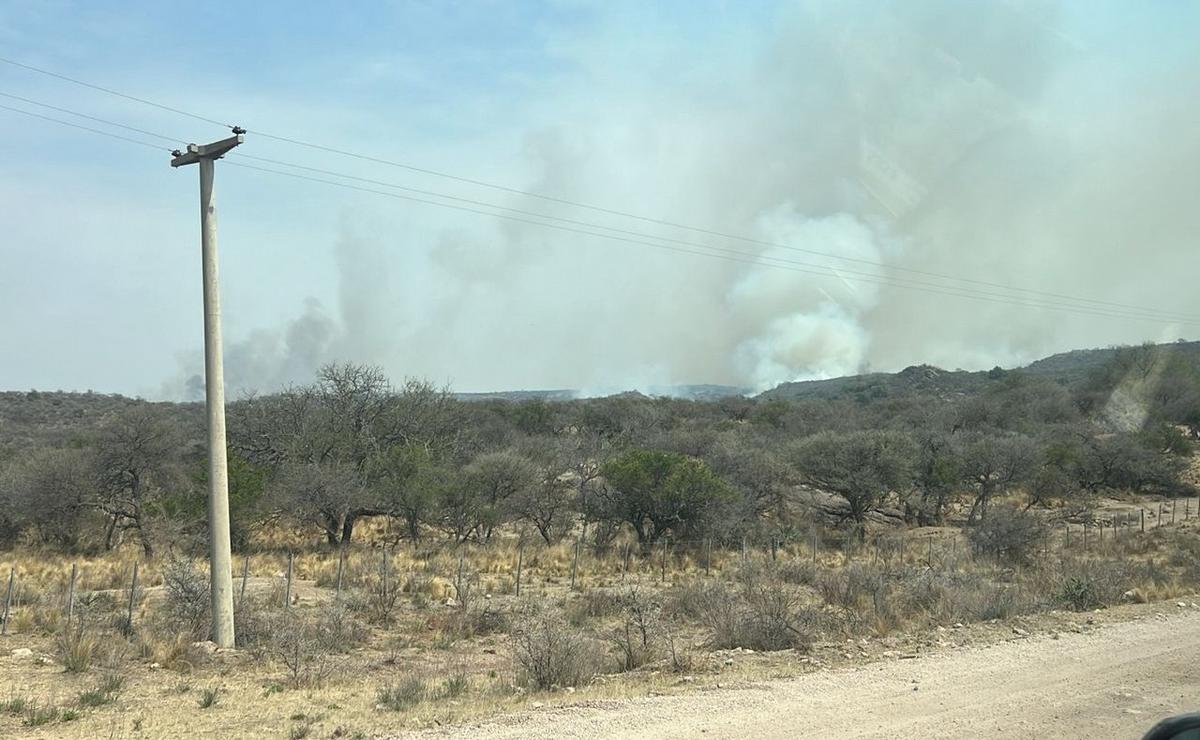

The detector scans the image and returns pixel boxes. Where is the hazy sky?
[1,0,1198,399]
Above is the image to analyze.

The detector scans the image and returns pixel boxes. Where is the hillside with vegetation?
[2,341,1200,736]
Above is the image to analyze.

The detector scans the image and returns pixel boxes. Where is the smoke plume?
[163,0,1200,399]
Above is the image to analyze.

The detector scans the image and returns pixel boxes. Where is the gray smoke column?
[164,1,1200,398]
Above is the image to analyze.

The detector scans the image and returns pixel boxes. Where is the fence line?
[1,495,1195,626]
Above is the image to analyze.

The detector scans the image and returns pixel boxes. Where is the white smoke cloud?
[158,1,1200,399]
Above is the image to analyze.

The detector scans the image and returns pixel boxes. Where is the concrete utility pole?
[171,132,244,648]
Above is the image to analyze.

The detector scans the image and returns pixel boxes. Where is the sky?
[1,0,1198,399]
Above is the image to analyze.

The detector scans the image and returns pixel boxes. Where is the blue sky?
[1,1,1198,397]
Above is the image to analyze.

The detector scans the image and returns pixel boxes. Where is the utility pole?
[171,131,244,649]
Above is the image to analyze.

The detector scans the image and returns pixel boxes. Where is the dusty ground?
[1,509,1196,739]
[400,603,1200,740]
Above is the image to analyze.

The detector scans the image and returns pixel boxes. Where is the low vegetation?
[1,342,1200,734]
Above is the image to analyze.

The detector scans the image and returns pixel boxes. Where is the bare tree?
[508,438,576,544]
[93,407,187,555]
[231,364,461,544]
[0,448,96,549]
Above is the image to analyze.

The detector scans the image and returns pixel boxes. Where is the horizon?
[7,336,1193,401]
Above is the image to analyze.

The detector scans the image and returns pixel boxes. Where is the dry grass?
[0,510,1198,737]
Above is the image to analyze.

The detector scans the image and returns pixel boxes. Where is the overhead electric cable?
[0,90,184,145]
[0,56,231,128]
[0,102,171,151]
[1,55,1192,321]
[223,158,1200,327]
[228,152,1200,324]
[4,97,1195,326]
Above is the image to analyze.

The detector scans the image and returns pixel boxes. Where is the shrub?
[568,588,625,624]
[162,557,210,639]
[816,563,886,617]
[347,554,402,626]
[78,672,123,707]
[611,587,661,671]
[510,604,604,689]
[198,686,220,709]
[896,571,1029,624]
[442,672,469,698]
[695,578,818,652]
[268,613,334,689]
[0,695,29,715]
[56,627,100,673]
[968,506,1049,566]
[1053,559,1134,610]
[377,676,426,711]
[22,700,58,727]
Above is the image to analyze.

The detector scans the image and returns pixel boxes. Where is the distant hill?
[453,384,750,403]
[757,364,990,402]
[0,390,199,456]
[758,340,1200,402]
[6,341,1197,454]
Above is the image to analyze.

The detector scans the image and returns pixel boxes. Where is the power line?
[9,85,1197,324]
[0,55,231,129]
[229,152,1200,324]
[0,102,170,152]
[4,94,1196,327]
[223,159,1200,327]
[0,90,183,145]
[2,56,1191,321]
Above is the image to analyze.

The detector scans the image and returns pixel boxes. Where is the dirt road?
[411,608,1200,739]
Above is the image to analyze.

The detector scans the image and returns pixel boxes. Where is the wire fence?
[2,496,1196,634]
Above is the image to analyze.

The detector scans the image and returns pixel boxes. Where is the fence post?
[1,567,14,636]
[1083,524,1089,550]
[455,553,464,600]
[621,545,631,583]
[811,530,819,566]
[1158,502,1164,527]
[1141,509,1145,533]
[927,535,934,568]
[126,562,139,632]
[741,536,747,563]
[239,554,250,605]
[1172,500,1177,525]
[515,543,524,597]
[704,538,711,576]
[660,537,669,583]
[66,563,78,627]
[334,546,346,601]
[285,552,294,608]
[570,539,581,591]
[770,537,778,562]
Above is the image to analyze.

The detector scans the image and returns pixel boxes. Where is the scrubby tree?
[0,448,96,549]
[462,449,539,541]
[506,438,577,544]
[703,432,793,537]
[594,449,733,546]
[232,364,460,544]
[792,430,914,536]
[93,407,189,555]
[907,430,960,525]
[370,443,439,542]
[958,432,1038,523]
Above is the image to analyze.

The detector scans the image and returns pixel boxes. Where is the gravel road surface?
[406,608,1200,739]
